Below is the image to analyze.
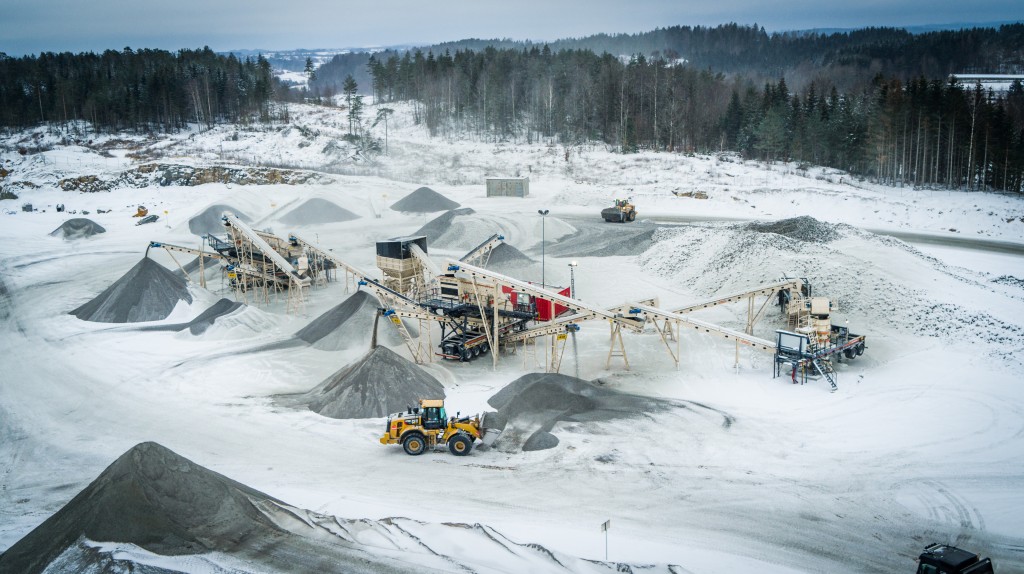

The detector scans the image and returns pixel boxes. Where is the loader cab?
[419,399,447,430]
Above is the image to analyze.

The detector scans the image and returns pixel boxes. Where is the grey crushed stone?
[412,208,475,242]
[0,442,441,574]
[278,198,360,225]
[295,290,417,351]
[747,215,839,243]
[49,218,106,239]
[390,187,460,213]
[140,298,244,335]
[485,373,669,452]
[188,204,251,236]
[71,257,193,323]
[280,346,445,419]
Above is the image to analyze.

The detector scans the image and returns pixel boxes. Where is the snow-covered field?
[1,102,1023,573]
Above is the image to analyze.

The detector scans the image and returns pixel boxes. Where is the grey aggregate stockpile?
[49,218,106,239]
[0,442,439,574]
[71,257,192,323]
[484,242,533,266]
[295,290,416,350]
[141,298,245,335]
[283,346,445,419]
[279,197,360,225]
[748,215,839,243]
[413,207,475,242]
[486,373,669,452]
[188,204,250,236]
[390,186,460,213]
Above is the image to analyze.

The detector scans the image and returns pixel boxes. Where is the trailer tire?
[856,344,864,356]
[403,433,427,455]
[448,434,472,456]
[460,348,471,362]
[472,346,481,357]
[481,343,489,354]
[844,348,856,359]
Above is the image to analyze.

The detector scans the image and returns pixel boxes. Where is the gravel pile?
[71,257,192,323]
[483,242,533,266]
[49,218,106,239]
[281,346,445,419]
[188,204,251,236]
[295,290,417,350]
[279,197,360,225]
[390,187,460,213]
[0,442,287,573]
[747,216,840,243]
[141,298,245,335]
[0,442,446,574]
[641,221,1024,349]
[411,207,476,243]
[485,373,668,452]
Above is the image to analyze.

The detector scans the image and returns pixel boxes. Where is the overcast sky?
[2,0,1022,56]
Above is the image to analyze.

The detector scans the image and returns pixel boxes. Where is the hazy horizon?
[2,0,1022,57]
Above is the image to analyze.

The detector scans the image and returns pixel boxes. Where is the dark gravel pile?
[483,243,533,266]
[747,216,839,243]
[279,198,360,225]
[188,204,251,236]
[390,187,460,213]
[71,257,193,323]
[49,218,106,239]
[412,208,476,243]
[485,373,669,452]
[141,298,245,335]
[281,346,445,419]
[0,442,450,574]
[295,290,416,350]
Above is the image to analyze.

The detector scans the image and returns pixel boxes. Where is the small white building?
[486,177,530,198]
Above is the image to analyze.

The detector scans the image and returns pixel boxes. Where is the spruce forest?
[1,24,1022,192]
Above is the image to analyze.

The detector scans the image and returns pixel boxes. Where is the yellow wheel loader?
[379,399,498,456]
[601,198,636,223]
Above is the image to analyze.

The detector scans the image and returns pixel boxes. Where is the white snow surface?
[1,102,1023,573]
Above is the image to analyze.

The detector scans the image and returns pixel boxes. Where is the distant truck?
[917,543,994,574]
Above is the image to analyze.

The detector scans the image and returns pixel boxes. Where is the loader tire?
[448,433,473,456]
[628,210,636,221]
[403,433,427,455]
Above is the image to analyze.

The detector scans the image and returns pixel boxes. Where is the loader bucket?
[479,412,505,447]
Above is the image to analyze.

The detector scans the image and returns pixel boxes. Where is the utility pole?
[538,209,549,289]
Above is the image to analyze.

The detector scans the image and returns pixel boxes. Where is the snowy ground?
[1,103,1023,573]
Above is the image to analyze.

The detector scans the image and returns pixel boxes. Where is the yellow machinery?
[379,399,495,456]
[601,198,636,223]
[133,205,149,217]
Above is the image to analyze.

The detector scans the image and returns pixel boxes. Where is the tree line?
[312,23,1024,96]
[0,47,279,132]
[367,46,1024,192]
